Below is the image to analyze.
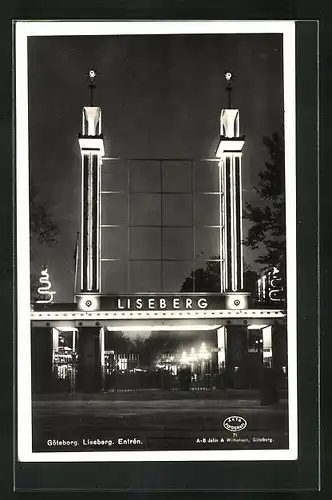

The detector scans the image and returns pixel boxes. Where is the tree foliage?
[181,260,220,293]
[243,128,286,270]
[180,260,257,295]
[30,184,58,246]
[30,183,58,301]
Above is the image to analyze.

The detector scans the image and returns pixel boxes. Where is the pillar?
[225,325,248,388]
[262,325,273,367]
[76,327,104,392]
[216,108,245,292]
[78,105,105,293]
[31,326,53,394]
[216,326,226,368]
[52,327,59,351]
[271,322,288,386]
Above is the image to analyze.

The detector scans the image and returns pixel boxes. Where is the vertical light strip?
[193,160,196,292]
[222,158,228,291]
[127,160,131,292]
[100,327,105,389]
[262,325,272,354]
[218,160,223,292]
[217,326,226,366]
[72,329,76,352]
[80,154,85,290]
[239,153,244,289]
[229,155,235,290]
[232,155,237,291]
[87,153,93,290]
[97,157,101,291]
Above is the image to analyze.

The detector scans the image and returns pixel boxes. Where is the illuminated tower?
[216,73,248,307]
[78,70,105,292]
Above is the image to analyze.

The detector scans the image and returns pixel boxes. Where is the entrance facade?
[31,73,287,394]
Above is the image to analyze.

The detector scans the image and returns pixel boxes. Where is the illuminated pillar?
[78,103,105,292]
[76,327,104,392]
[216,326,226,368]
[216,108,245,294]
[262,326,273,365]
[52,327,59,352]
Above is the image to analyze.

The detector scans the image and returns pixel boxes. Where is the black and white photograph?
[15,21,297,462]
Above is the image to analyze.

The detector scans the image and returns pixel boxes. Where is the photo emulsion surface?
[16,22,297,462]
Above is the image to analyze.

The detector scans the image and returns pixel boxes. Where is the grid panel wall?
[100,159,221,293]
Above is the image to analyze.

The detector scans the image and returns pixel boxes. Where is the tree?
[181,260,220,293]
[180,259,258,296]
[30,183,58,302]
[30,184,58,246]
[243,128,286,274]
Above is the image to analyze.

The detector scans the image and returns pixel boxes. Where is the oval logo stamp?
[223,416,247,433]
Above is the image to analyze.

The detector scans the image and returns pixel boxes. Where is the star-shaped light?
[225,71,232,82]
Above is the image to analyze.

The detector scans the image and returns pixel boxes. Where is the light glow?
[107,324,221,332]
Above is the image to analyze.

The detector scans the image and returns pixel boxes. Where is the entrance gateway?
[31,72,287,393]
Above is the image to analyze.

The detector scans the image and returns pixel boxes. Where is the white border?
[16,20,297,463]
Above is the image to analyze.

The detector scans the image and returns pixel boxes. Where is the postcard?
[15,20,297,463]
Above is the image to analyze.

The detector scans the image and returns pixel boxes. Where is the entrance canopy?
[31,307,285,330]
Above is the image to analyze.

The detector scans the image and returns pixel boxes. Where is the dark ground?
[32,389,289,452]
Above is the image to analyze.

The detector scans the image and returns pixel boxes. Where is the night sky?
[28,33,284,302]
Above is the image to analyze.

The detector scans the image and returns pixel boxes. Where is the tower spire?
[225,71,233,109]
[88,69,97,107]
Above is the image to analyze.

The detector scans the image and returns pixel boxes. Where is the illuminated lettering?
[160,298,167,309]
[117,298,125,309]
[173,298,180,309]
[148,298,155,309]
[198,298,208,309]
[136,298,142,309]
[185,298,193,309]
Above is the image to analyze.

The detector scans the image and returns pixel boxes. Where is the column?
[78,105,105,293]
[76,327,104,392]
[52,327,59,351]
[31,326,53,394]
[216,326,226,368]
[271,322,287,386]
[262,325,273,367]
[225,325,248,388]
[216,108,245,293]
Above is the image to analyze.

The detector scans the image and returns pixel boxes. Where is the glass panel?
[162,227,194,260]
[195,193,220,226]
[101,193,128,225]
[162,261,194,293]
[162,194,193,226]
[195,226,220,262]
[101,160,128,192]
[100,261,128,294]
[130,261,161,293]
[101,226,127,260]
[130,193,161,226]
[194,160,219,193]
[130,227,161,260]
[192,261,221,293]
[130,160,161,192]
[162,160,193,193]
